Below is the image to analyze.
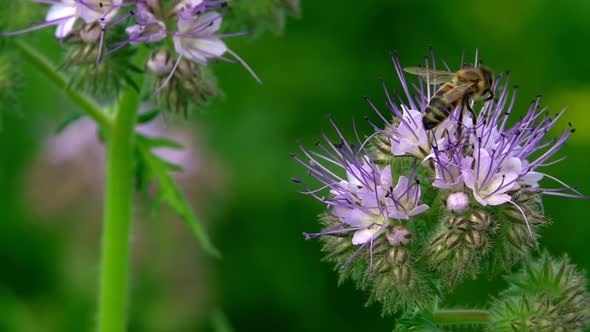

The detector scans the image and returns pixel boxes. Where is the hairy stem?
[97,88,141,332]
[14,40,112,129]
[433,309,491,325]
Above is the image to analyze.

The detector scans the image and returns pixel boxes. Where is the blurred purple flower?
[2,0,121,39]
[26,117,227,219]
[156,10,261,89]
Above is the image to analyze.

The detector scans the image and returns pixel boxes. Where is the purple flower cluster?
[292,117,429,266]
[294,51,585,262]
[379,53,583,207]
[3,0,259,87]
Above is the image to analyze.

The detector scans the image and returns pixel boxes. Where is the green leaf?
[137,108,160,124]
[137,133,184,150]
[55,112,85,134]
[394,310,442,332]
[137,139,220,258]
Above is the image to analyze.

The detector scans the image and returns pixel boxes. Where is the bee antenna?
[460,49,466,67]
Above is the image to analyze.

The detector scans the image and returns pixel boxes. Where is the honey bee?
[403,66,495,130]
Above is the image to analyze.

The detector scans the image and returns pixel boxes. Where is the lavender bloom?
[387,108,431,159]
[123,3,166,45]
[159,10,261,89]
[431,151,467,191]
[3,0,260,93]
[462,148,520,206]
[2,0,121,39]
[173,12,228,65]
[459,81,581,207]
[375,53,583,207]
[292,119,429,250]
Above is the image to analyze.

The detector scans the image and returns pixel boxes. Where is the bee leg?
[456,98,467,141]
[484,89,495,102]
[465,98,477,126]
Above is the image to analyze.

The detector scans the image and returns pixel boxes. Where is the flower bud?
[386,247,408,265]
[490,254,590,331]
[469,210,491,230]
[444,216,469,231]
[147,50,173,77]
[392,266,412,284]
[80,23,102,43]
[464,229,483,248]
[504,205,546,226]
[506,223,531,250]
[386,226,412,246]
[446,192,470,214]
[372,134,392,155]
[442,231,463,249]
[427,216,493,286]
[322,236,354,259]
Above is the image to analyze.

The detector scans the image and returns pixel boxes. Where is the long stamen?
[226,49,262,84]
[1,15,76,36]
[156,55,182,92]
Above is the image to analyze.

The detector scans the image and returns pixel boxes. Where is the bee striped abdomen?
[423,83,457,130]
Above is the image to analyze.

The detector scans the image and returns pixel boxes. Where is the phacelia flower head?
[292,117,429,267]
[293,49,587,314]
[463,89,580,204]
[375,51,585,220]
[2,0,261,107]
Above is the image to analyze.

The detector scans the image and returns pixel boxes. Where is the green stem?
[14,40,112,129]
[97,88,141,332]
[433,309,491,325]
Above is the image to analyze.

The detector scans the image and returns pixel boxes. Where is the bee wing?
[403,67,455,85]
[442,83,476,104]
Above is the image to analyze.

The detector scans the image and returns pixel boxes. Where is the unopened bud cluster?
[2,0,299,111]
[489,253,590,331]
[293,51,586,314]
[428,210,492,286]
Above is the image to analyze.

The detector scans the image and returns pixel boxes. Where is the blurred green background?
[2,0,590,331]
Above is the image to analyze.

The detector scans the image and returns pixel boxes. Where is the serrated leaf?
[137,141,220,257]
[55,112,85,134]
